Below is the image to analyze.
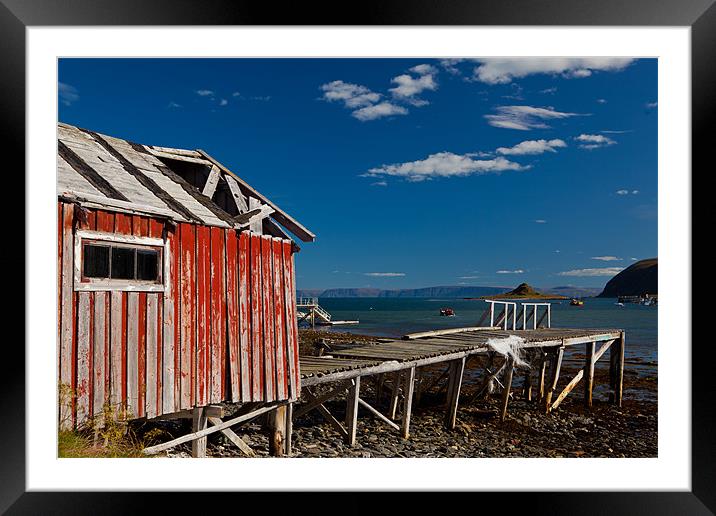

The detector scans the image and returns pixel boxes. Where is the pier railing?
[478,300,551,330]
[297,297,318,307]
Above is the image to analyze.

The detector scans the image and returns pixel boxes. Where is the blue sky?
[58,58,657,290]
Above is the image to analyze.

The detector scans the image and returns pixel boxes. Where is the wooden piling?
[267,405,286,456]
[584,341,596,407]
[537,351,547,402]
[524,369,532,401]
[610,331,625,406]
[345,376,361,446]
[389,371,402,419]
[401,367,416,439]
[500,356,515,422]
[444,357,466,430]
[544,346,564,413]
[191,407,208,458]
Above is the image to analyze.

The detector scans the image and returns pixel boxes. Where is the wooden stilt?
[584,341,596,408]
[192,407,208,458]
[610,331,625,406]
[345,376,361,446]
[267,405,286,456]
[375,373,384,405]
[524,369,532,401]
[499,356,515,422]
[401,367,416,439]
[537,352,547,402]
[544,346,564,413]
[389,371,402,419]
[444,357,466,430]
[284,402,293,456]
[414,368,423,406]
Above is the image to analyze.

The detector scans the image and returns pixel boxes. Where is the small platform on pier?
[296,297,359,328]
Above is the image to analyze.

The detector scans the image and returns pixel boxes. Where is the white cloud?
[575,133,616,149]
[459,275,480,279]
[497,139,566,156]
[646,101,658,109]
[352,102,408,121]
[597,98,608,104]
[497,269,524,274]
[219,99,228,106]
[58,82,79,106]
[601,129,632,134]
[472,58,635,84]
[366,152,526,182]
[232,91,241,97]
[540,87,558,94]
[440,59,463,75]
[389,66,438,104]
[616,190,629,195]
[632,190,639,194]
[558,267,624,277]
[486,105,581,130]
[534,219,547,224]
[364,272,406,277]
[196,89,214,96]
[591,256,622,261]
[167,101,182,109]
[370,180,388,187]
[320,80,381,108]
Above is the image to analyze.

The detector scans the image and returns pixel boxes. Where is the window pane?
[111,247,135,279]
[137,250,160,281]
[83,244,109,278]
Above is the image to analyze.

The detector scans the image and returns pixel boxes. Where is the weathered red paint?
[58,203,301,428]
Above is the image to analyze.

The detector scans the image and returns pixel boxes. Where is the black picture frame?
[2,0,707,513]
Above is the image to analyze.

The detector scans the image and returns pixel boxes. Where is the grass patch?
[58,428,146,458]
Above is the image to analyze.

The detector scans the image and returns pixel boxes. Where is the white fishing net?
[486,335,529,368]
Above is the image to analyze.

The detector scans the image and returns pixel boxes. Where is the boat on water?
[569,298,584,306]
[440,307,455,316]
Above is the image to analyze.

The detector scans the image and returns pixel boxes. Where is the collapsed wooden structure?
[57,122,314,455]
[294,327,625,450]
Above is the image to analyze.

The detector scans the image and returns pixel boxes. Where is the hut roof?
[57,122,315,242]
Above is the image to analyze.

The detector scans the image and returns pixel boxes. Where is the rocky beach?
[150,330,657,459]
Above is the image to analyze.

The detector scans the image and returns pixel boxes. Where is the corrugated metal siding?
[58,201,300,430]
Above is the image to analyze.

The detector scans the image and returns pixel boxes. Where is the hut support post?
[609,332,625,406]
[345,376,361,446]
[584,341,596,408]
[544,346,564,413]
[524,369,532,401]
[191,407,208,458]
[401,367,416,439]
[444,357,466,430]
[267,405,286,457]
[375,373,384,405]
[500,356,515,422]
[284,402,293,456]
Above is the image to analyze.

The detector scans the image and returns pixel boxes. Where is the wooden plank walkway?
[295,327,625,451]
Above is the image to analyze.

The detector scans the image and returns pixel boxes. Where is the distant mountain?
[542,286,603,298]
[597,258,657,298]
[296,285,511,298]
[484,283,568,300]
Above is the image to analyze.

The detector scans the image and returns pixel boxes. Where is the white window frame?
[73,229,169,292]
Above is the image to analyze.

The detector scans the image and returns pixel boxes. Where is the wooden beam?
[267,405,286,457]
[147,145,202,158]
[551,369,584,411]
[285,402,293,456]
[584,341,596,408]
[544,346,564,413]
[358,397,400,431]
[303,388,348,438]
[594,339,615,363]
[345,376,361,446]
[149,405,224,421]
[610,331,625,406]
[207,417,255,457]
[499,356,515,422]
[142,402,284,455]
[192,407,208,458]
[201,165,221,198]
[444,358,466,430]
[401,367,416,439]
[388,371,402,419]
[403,326,500,340]
[294,382,350,418]
[224,173,249,213]
[248,197,263,233]
[148,148,213,164]
[537,352,547,402]
[197,149,316,242]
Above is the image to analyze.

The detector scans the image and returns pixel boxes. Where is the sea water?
[315,297,658,364]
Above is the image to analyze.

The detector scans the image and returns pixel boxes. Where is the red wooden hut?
[57,122,314,432]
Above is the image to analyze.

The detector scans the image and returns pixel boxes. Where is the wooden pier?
[293,327,624,448]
